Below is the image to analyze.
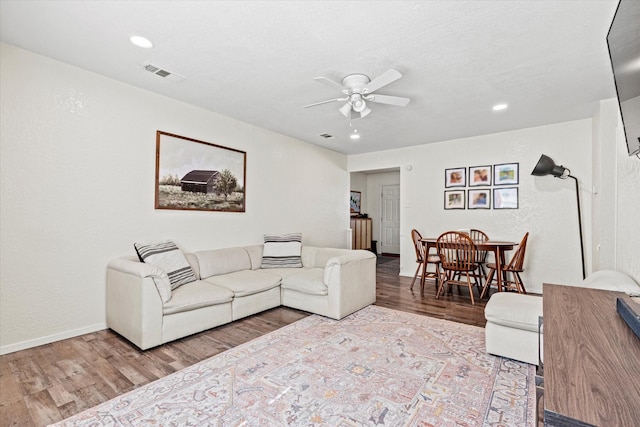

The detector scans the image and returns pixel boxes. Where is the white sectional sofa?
[106,245,377,350]
[484,270,640,365]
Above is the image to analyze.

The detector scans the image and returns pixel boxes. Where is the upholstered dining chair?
[469,228,489,284]
[480,232,530,298]
[410,229,440,292]
[436,231,482,305]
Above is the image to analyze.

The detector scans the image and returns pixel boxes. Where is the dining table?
[419,237,518,294]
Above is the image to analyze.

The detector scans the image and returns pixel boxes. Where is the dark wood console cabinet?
[543,283,640,426]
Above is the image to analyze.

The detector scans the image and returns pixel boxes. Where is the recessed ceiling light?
[492,103,508,111]
[350,130,360,140]
[129,35,154,49]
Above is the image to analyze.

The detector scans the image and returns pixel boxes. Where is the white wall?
[0,43,349,354]
[349,120,597,294]
[620,95,640,156]
[613,109,640,278]
[589,99,640,280]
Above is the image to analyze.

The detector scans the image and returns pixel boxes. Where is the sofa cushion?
[244,245,264,270]
[280,268,328,296]
[261,233,302,268]
[580,270,640,293]
[134,240,197,299]
[204,270,281,297]
[301,246,352,269]
[485,292,543,333]
[196,247,252,279]
[163,280,234,315]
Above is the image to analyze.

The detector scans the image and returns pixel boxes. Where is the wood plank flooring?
[0,256,489,426]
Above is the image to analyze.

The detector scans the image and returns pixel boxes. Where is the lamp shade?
[339,102,352,118]
[531,154,570,178]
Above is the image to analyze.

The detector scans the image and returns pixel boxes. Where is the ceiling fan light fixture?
[339,102,352,118]
[351,95,367,113]
[359,107,372,118]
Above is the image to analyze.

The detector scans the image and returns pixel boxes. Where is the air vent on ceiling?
[319,133,334,139]
[142,63,186,83]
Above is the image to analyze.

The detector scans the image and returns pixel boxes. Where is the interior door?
[380,184,400,254]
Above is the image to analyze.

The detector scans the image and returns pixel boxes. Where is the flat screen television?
[606,0,640,157]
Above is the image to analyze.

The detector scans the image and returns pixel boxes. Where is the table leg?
[495,248,504,292]
[420,242,436,292]
[420,246,427,292]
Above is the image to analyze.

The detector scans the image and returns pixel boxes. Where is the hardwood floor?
[0,256,489,426]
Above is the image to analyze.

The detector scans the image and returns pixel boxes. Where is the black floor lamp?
[531,154,586,280]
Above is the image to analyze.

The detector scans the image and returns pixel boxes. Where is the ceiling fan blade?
[304,97,347,108]
[314,76,348,93]
[363,69,402,94]
[367,94,410,107]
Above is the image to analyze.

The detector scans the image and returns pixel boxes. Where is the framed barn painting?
[155,131,246,212]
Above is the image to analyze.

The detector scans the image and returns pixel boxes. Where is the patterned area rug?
[51,306,535,426]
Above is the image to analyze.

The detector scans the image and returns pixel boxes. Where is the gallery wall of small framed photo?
[494,187,519,209]
[445,167,466,188]
[469,165,492,186]
[444,190,465,210]
[468,189,491,209]
[494,163,519,185]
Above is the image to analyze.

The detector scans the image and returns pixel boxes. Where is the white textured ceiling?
[0,0,620,155]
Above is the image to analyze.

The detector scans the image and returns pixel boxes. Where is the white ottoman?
[484,292,543,365]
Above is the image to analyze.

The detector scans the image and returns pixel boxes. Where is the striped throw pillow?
[261,233,303,268]
[134,240,197,300]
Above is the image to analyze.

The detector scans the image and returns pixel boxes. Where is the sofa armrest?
[323,250,377,319]
[106,257,165,350]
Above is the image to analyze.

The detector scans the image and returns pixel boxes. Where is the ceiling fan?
[303,69,410,119]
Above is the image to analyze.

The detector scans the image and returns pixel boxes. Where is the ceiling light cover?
[130,35,154,49]
[352,95,367,112]
[492,103,508,111]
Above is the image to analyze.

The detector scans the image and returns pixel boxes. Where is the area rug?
[51,305,536,426]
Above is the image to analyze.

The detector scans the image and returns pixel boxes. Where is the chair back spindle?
[411,229,425,264]
[469,229,489,263]
[507,232,529,272]
[437,231,476,271]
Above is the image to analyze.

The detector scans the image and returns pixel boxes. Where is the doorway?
[380,184,400,255]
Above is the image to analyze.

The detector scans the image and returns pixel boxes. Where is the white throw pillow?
[261,233,303,268]
[134,240,197,301]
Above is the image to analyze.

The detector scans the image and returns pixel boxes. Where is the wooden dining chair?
[480,232,529,298]
[410,229,440,292]
[469,228,489,283]
[436,231,481,305]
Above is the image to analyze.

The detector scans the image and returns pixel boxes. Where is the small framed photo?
[493,187,519,209]
[444,190,465,210]
[445,167,466,188]
[468,189,491,209]
[469,165,492,186]
[494,162,519,185]
[350,191,361,216]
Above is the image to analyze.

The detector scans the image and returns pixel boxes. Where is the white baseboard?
[0,322,107,355]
